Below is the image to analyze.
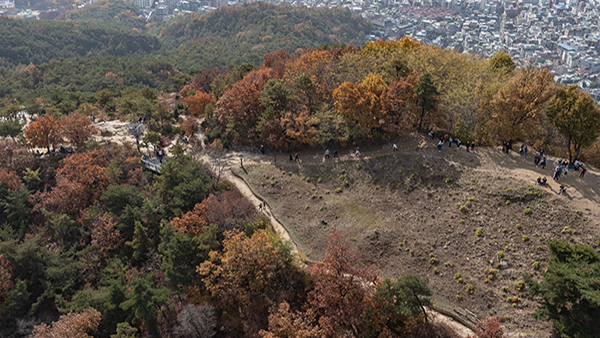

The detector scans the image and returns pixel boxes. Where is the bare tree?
[173,303,217,338]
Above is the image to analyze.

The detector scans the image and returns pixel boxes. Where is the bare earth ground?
[90,121,600,337]
[229,134,600,338]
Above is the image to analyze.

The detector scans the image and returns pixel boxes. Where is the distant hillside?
[0,17,160,66]
[59,0,148,30]
[157,2,371,70]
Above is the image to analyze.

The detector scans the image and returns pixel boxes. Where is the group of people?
[435,134,474,153]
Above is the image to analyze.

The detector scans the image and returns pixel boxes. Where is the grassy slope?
[235,134,600,337]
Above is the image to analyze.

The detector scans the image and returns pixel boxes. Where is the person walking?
[448,137,453,148]
[260,145,265,155]
[456,138,461,149]
[258,202,263,211]
[289,154,293,162]
[355,147,360,157]
[295,153,299,162]
[580,167,587,178]
[541,155,547,169]
[470,142,475,153]
[465,141,470,151]
[325,149,330,159]
[334,150,338,159]
[524,145,528,158]
[539,148,544,156]
[392,143,398,152]
[503,142,507,153]
[437,139,443,152]
[534,155,540,168]
[564,165,569,176]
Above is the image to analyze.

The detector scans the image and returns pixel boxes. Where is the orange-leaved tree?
[24,114,62,152]
[216,68,275,144]
[32,149,108,216]
[333,73,389,133]
[180,85,216,117]
[197,229,305,336]
[381,75,418,133]
[31,308,102,338]
[262,49,294,80]
[308,231,377,337]
[61,112,97,149]
[489,67,555,141]
[258,301,324,338]
[468,318,503,338]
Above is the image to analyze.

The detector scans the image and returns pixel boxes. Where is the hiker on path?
[456,138,461,149]
[470,142,475,153]
[580,167,587,178]
[355,147,360,157]
[534,155,540,168]
[334,150,338,159]
[541,155,547,169]
[289,154,293,162]
[260,145,265,155]
[558,158,563,166]
[428,131,434,140]
[259,203,263,211]
[524,145,528,158]
[295,153,299,162]
[539,148,544,156]
[448,137,453,148]
[465,141,470,151]
[564,165,569,176]
[519,145,524,156]
[553,166,559,181]
[437,140,443,152]
[325,149,330,159]
[392,143,398,152]
[444,134,449,142]
[503,142,507,153]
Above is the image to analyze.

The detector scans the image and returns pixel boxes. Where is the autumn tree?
[173,303,217,338]
[181,85,216,117]
[32,149,108,216]
[258,301,323,338]
[415,72,440,132]
[61,112,97,149]
[262,49,294,80]
[489,51,516,78]
[216,68,275,144]
[546,85,600,164]
[198,229,304,336]
[31,308,102,338]
[381,75,418,134]
[308,231,376,337]
[468,318,504,338]
[333,73,388,133]
[181,115,199,140]
[91,212,121,259]
[191,68,222,94]
[24,114,62,152]
[489,67,555,140]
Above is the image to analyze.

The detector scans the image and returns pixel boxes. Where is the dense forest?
[0,17,160,67]
[0,2,600,337]
[58,0,148,30]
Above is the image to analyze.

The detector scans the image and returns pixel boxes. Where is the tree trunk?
[567,137,573,165]
[418,107,425,132]
[412,290,428,322]
[573,144,582,164]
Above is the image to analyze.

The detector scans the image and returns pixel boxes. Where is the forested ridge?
[0,17,161,67]
[1,2,600,337]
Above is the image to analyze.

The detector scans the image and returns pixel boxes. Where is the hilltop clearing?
[229,134,599,337]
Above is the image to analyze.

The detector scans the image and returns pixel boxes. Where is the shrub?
[344,181,349,187]
[341,169,346,174]
[445,178,453,183]
[466,284,474,294]
[339,175,344,180]
[532,261,540,270]
[562,226,570,233]
[430,257,437,264]
[516,224,522,229]
[506,200,511,205]
[522,235,529,242]
[335,188,342,194]
[497,251,504,260]
[460,205,468,213]
[356,163,362,169]
[306,177,311,182]
[434,267,440,274]
[325,190,330,194]
[317,177,322,183]
[270,182,275,187]
[524,207,532,215]
[319,206,323,211]
[454,273,461,280]
[444,261,453,267]
[460,219,465,224]
[476,229,483,237]
[515,280,525,291]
